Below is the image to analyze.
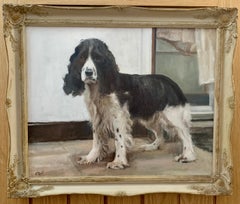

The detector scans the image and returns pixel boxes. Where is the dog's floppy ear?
[63,44,85,96]
[63,71,85,96]
[98,53,119,95]
[69,45,80,64]
[94,40,119,95]
[98,73,116,95]
[106,52,120,72]
[101,41,119,72]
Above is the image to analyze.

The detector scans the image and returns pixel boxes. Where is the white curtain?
[156,28,216,86]
[195,29,216,85]
[156,28,195,43]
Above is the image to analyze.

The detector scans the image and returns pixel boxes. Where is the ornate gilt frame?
[3,4,237,197]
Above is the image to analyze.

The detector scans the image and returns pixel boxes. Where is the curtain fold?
[156,28,216,86]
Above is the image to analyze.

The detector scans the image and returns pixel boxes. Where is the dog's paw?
[174,153,196,163]
[106,161,129,169]
[77,155,97,164]
[139,143,160,151]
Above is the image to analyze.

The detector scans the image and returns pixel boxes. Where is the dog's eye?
[92,55,102,62]
[79,56,85,61]
[78,56,87,65]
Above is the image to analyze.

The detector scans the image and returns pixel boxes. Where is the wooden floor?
[29,138,212,178]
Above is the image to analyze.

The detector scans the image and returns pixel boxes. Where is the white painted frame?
[3,4,237,197]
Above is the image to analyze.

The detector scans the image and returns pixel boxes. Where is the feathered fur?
[63,38,196,169]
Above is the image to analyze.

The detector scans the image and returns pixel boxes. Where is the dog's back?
[116,73,188,120]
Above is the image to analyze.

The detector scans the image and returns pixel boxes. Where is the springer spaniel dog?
[63,38,196,169]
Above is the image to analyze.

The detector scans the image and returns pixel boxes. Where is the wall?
[26,27,152,122]
[0,1,239,204]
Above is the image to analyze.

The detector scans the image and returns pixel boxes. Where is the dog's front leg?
[107,136,129,169]
[78,130,108,164]
[107,120,133,169]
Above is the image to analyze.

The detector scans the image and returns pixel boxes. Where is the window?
[154,28,215,121]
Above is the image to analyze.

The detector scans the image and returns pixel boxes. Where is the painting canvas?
[27,27,213,177]
[4,5,236,197]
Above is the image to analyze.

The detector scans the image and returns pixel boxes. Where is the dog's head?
[63,38,119,96]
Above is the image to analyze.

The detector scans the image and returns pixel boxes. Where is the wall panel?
[144,193,179,204]
[180,195,214,204]
[69,194,104,204]
[6,0,219,6]
[31,195,67,204]
[106,195,142,204]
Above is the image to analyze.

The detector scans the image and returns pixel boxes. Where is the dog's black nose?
[85,69,93,77]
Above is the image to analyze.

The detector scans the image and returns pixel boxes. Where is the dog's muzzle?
[81,56,98,83]
[81,67,97,84]
[85,68,94,77]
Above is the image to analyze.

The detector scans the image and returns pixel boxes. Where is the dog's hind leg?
[137,114,165,151]
[174,127,196,163]
[163,104,196,163]
[139,128,165,151]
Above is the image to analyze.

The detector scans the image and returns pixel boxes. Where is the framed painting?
[3,4,237,197]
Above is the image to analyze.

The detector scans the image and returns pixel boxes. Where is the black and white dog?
[63,38,196,169]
